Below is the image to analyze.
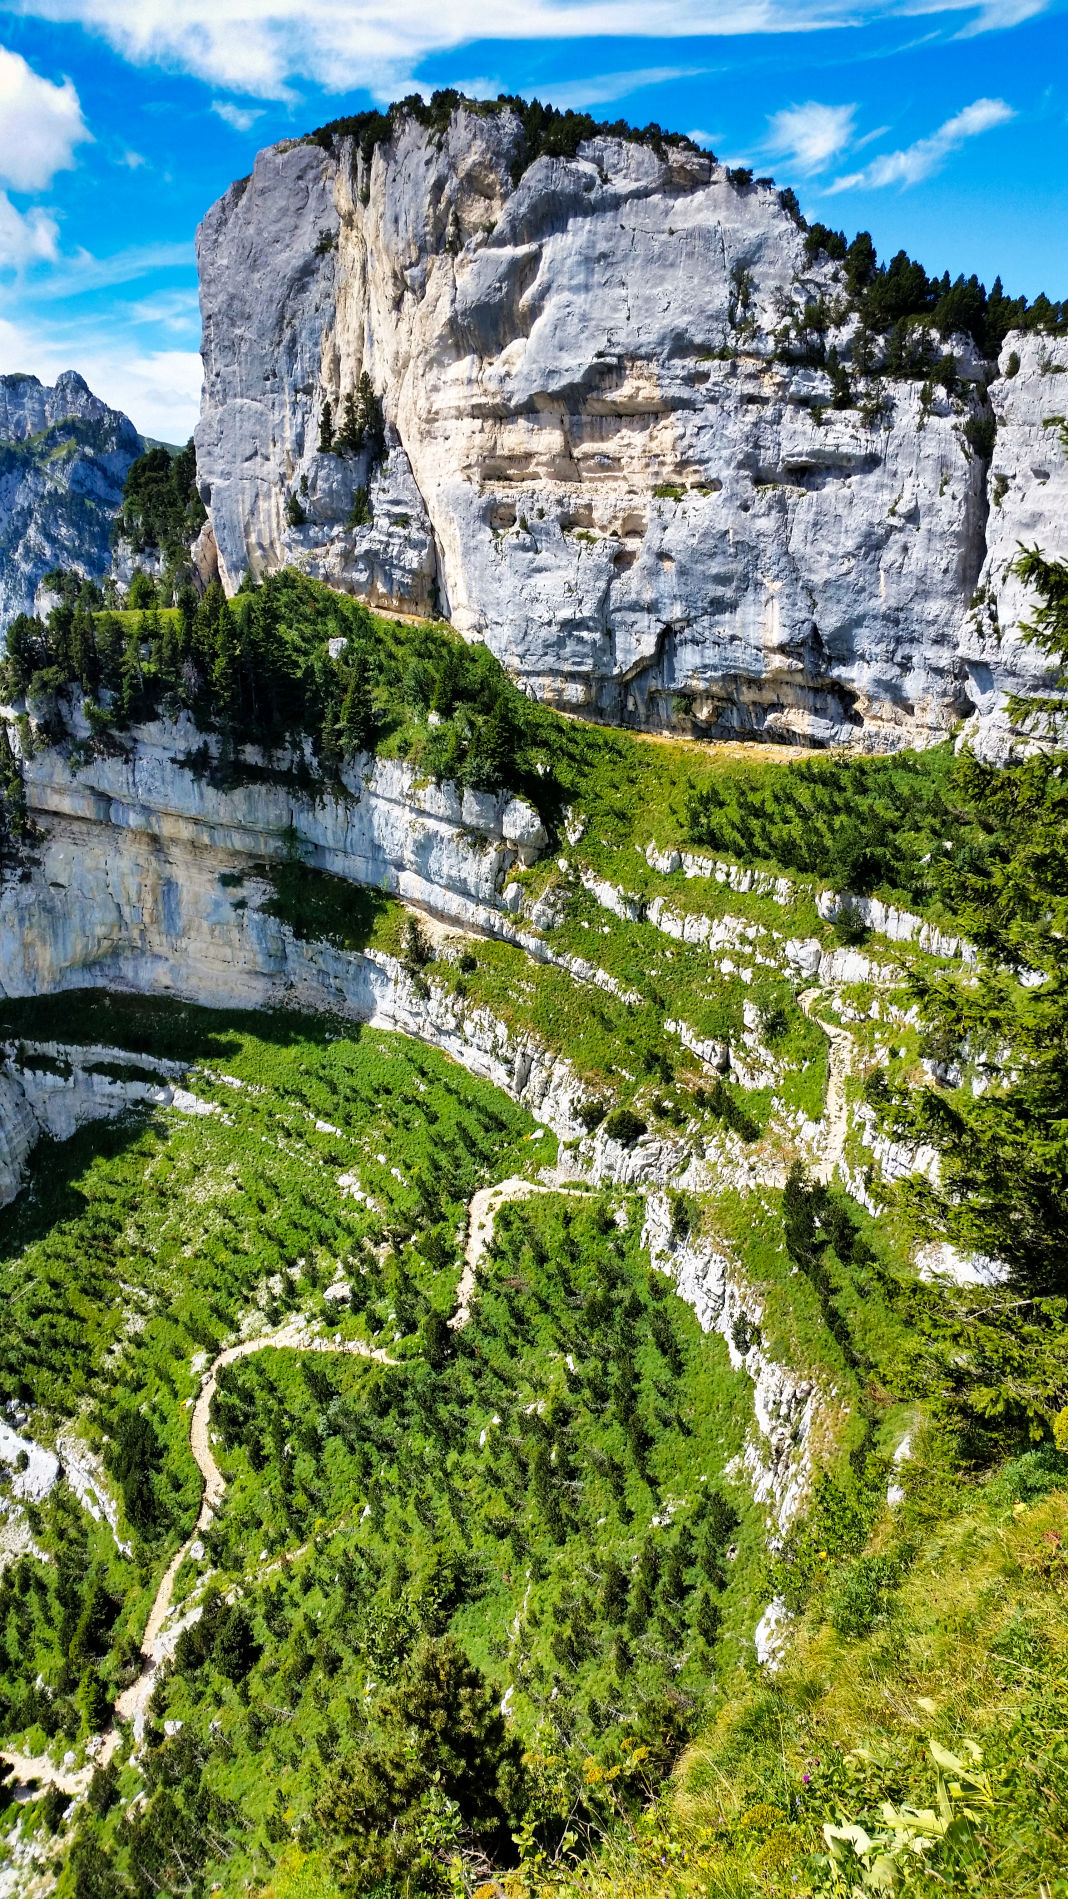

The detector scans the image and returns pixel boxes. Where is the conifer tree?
[1,615,45,698]
[465,691,517,790]
[0,722,26,850]
[337,389,362,454]
[355,370,384,460]
[319,399,335,452]
[339,651,375,760]
[156,610,183,691]
[212,597,240,728]
[872,549,1068,1303]
[95,613,124,697]
[69,605,99,696]
[119,622,144,723]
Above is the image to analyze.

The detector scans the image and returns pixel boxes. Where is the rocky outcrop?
[0,372,143,628]
[0,723,590,1197]
[18,712,546,930]
[642,1192,830,1528]
[959,332,1068,758]
[194,106,1053,750]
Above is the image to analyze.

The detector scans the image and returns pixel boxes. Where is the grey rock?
[958,331,1068,758]
[0,372,143,628]
[193,106,1048,749]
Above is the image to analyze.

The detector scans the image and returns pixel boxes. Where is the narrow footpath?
[4,1324,394,1796]
[3,995,853,1798]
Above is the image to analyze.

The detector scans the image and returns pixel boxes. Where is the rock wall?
[194,106,1060,750]
[0,372,143,627]
[0,723,586,1206]
[642,1192,831,1529]
[959,331,1068,757]
[18,711,547,955]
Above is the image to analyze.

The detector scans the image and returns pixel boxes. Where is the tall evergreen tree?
[340,651,375,759]
[69,605,99,696]
[95,613,124,697]
[871,548,1068,1301]
[119,621,145,723]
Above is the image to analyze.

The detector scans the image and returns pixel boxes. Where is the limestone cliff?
[959,331,1068,754]
[194,106,1064,750]
[0,372,143,625]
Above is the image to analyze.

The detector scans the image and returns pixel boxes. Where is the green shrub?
[602,1108,647,1148]
[825,1551,901,1637]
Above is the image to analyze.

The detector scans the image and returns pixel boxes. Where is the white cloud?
[0,0,960,101]
[766,100,856,173]
[0,0,1053,98]
[0,193,60,269]
[688,129,720,150]
[0,44,90,192]
[211,100,265,131]
[0,313,202,439]
[126,287,201,334]
[829,96,1014,190]
[534,65,710,110]
[956,0,1050,28]
[23,239,195,299]
[121,149,146,168]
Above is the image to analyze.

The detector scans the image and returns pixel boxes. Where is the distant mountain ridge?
[0,371,143,628]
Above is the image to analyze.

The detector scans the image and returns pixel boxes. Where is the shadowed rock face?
[0,371,143,627]
[194,105,1064,751]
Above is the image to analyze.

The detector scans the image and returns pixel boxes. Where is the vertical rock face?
[194,106,1048,750]
[0,372,143,627]
[960,333,1068,756]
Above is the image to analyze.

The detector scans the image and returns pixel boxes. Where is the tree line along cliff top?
[302,87,1066,354]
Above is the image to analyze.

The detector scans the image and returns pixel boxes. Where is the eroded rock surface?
[194,106,1060,748]
[0,372,143,626]
[959,332,1068,758]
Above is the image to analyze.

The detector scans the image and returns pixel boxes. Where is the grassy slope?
[0,996,770,1899]
[0,578,1061,1899]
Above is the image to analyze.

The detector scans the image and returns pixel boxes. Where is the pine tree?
[70,605,99,696]
[212,597,240,727]
[95,613,124,695]
[355,371,384,460]
[319,398,335,452]
[337,389,362,454]
[340,651,375,759]
[465,692,517,791]
[119,622,144,723]
[0,722,26,850]
[320,688,342,771]
[2,614,45,698]
[156,611,183,692]
[213,1605,259,1683]
[871,549,1068,1307]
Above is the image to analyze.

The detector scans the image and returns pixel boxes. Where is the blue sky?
[0,0,1064,440]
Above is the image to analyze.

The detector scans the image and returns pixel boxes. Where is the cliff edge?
[194,103,1067,751]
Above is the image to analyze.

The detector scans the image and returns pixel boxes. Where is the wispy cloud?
[0,194,60,270]
[211,100,265,132]
[0,43,91,192]
[829,95,1014,189]
[535,65,711,111]
[955,0,1051,29]
[766,99,856,172]
[9,237,195,301]
[126,286,201,333]
[4,0,1054,101]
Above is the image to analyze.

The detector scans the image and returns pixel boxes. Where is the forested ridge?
[305,88,1066,354]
